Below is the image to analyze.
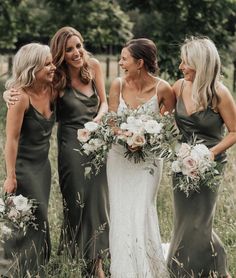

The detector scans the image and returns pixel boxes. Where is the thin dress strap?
[179,79,185,96]
[155,79,162,95]
[118,77,123,100]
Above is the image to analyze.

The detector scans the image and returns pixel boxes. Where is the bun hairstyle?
[125,38,159,75]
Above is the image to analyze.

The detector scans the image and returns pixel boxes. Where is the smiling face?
[64,35,84,69]
[35,54,56,84]
[179,59,196,82]
[119,47,139,77]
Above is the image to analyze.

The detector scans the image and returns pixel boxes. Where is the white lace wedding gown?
[107,80,169,278]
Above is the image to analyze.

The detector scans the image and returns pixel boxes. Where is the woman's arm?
[108,78,120,112]
[89,58,108,122]
[107,78,123,135]
[210,84,236,157]
[158,79,176,114]
[3,92,28,193]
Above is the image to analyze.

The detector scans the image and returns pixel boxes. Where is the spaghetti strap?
[155,79,162,95]
[27,94,31,109]
[118,77,123,100]
[179,79,185,96]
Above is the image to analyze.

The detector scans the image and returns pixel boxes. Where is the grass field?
[0,60,236,277]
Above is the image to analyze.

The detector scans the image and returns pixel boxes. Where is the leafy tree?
[117,0,236,79]
[0,0,21,51]
[45,0,133,52]
[0,0,133,54]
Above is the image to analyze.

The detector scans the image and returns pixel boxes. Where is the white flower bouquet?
[0,194,37,239]
[112,107,179,167]
[77,115,115,177]
[172,142,221,196]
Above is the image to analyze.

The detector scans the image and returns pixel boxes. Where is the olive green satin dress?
[4,102,55,277]
[167,89,228,277]
[56,85,109,263]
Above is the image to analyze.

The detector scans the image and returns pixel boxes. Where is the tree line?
[0,0,236,80]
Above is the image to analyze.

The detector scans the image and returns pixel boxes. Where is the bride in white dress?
[107,38,175,278]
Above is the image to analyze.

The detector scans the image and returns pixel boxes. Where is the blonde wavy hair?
[6,43,51,90]
[181,36,221,110]
[50,26,92,91]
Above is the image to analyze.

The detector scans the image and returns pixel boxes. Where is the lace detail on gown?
[107,81,169,278]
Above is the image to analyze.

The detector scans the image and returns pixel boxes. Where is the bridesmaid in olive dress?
[50,27,109,277]
[167,37,236,277]
[3,43,56,277]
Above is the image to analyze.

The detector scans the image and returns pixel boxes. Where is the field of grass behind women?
[0,61,235,277]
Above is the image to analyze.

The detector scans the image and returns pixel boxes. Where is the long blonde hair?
[6,43,51,90]
[181,36,221,109]
[50,26,92,91]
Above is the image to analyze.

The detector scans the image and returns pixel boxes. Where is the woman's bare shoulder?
[172,78,185,97]
[88,57,101,68]
[109,77,122,94]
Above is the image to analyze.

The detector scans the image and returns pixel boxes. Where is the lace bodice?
[117,77,161,115]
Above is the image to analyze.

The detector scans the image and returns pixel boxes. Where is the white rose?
[144,120,163,134]
[120,123,128,130]
[83,139,104,153]
[92,138,104,148]
[84,121,99,132]
[191,144,211,160]
[77,128,91,143]
[127,119,144,133]
[171,161,181,173]
[82,143,93,155]
[126,116,136,124]
[1,225,12,236]
[13,194,31,212]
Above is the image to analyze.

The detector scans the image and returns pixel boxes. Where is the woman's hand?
[209,150,215,161]
[93,115,102,123]
[3,177,17,194]
[3,88,20,108]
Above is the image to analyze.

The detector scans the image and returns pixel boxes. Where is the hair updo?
[125,38,159,75]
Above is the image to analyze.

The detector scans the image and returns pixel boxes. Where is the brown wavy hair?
[50,26,92,91]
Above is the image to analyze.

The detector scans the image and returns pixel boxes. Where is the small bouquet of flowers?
[0,194,37,240]
[172,142,220,197]
[112,107,179,169]
[77,114,115,177]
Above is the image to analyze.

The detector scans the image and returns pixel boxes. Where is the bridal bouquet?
[112,107,179,167]
[172,143,220,197]
[77,114,115,177]
[0,194,37,240]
